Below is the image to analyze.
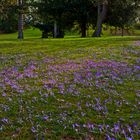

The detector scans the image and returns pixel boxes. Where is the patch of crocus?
[0,53,140,139]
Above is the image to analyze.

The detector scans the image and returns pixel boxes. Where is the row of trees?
[0,0,140,39]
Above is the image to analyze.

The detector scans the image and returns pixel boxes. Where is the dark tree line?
[0,0,140,39]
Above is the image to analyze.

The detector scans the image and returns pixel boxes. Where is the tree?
[106,0,139,36]
[70,0,96,37]
[92,0,108,37]
[37,0,69,38]
[0,0,31,39]
[0,0,18,33]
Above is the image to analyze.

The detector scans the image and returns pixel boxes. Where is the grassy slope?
[0,29,140,139]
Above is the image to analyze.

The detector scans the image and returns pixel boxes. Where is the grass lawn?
[0,29,140,140]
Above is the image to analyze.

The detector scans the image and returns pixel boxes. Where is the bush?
[134,23,140,30]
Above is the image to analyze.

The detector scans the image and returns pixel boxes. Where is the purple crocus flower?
[1,118,8,123]
[114,124,120,133]
[95,72,102,77]
[2,93,7,97]
[31,126,36,133]
[135,66,140,70]
[87,123,94,129]
[126,137,133,140]
[43,116,48,121]
[106,134,111,140]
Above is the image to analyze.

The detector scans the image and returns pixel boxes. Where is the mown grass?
[0,29,140,140]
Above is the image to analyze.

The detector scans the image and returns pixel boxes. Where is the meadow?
[0,29,140,140]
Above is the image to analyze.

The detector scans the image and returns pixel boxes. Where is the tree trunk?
[56,28,64,38]
[81,21,87,37]
[115,27,117,35]
[53,19,64,38]
[42,31,48,38]
[93,0,108,37]
[121,27,124,37]
[18,0,23,39]
[54,21,57,38]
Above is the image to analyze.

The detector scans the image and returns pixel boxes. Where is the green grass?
[0,29,140,140]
